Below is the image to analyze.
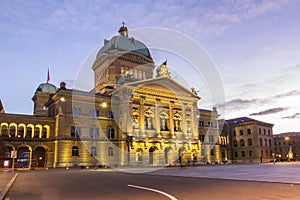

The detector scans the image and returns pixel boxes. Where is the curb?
[0,173,18,200]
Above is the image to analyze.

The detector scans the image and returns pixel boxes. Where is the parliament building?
[0,24,224,169]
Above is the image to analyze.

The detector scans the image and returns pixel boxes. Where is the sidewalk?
[0,171,18,200]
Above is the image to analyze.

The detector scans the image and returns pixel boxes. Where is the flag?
[47,68,50,83]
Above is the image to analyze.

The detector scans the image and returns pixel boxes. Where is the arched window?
[1,124,8,137]
[108,147,114,156]
[72,146,79,156]
[9,125,17,137]
[18,126,25,138]
[269,139,272,146]
[91,147,97,156]
[42,127,47,138]
[248,139,253,146]
[26,126,33,138]
[240,139,245,147]
[233,140,238,147]
[34,126,41,138]
[242,151,245,157]
[249,150,253,157]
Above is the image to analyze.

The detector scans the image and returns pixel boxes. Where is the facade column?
[181,102,187,136]
[139,96,145,137]
[190,101,198,139]
[155,98,161,137]
[169,101,175,138]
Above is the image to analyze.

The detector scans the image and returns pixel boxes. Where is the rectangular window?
[199,121,204,127]
[208,135,214,143]
[247,129,251,135]
[239,130,243,135]
[72,107,81,116]
[233,130,236,136]
[90,109,99,117]
[268,129,271,135]
[90,127,99,138]
[259,128,261,135]
[71,126,80,137]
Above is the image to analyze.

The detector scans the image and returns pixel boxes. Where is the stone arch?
[35,124,43,138]
[17,145,32,168]
[0,123,9,137]
[178,146,187,164]
[149,146,159,166]
[9,123,18,137]
[42,125,50,138]
[164,146,173,165]
[18,123,26,138]
[26,124,34,138]
[33,146,48,167]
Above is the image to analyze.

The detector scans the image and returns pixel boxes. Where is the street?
[5,168,300,200]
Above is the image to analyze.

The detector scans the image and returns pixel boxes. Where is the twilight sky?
[0,0,300,134]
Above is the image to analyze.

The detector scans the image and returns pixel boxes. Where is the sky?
[0,0,300,134]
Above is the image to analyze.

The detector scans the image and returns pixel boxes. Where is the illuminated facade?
[274,132,300,161]
[0,24,222,168]
[222,117,275,163]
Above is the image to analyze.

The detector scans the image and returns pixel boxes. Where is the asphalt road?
[5,169,300,200]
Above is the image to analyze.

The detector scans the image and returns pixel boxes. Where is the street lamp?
[126,135,133,166]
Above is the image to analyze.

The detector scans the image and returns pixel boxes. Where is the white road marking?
[128,184,178,200]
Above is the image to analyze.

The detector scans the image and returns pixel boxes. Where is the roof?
[225,117,273,126]
[0,99,4,113]
[96,25,152,59]
[35,83,58,94]
[274,132,300,138]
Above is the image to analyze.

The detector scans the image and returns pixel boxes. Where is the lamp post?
[126,135,133,166]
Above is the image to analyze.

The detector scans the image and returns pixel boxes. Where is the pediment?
[123,77,200,99]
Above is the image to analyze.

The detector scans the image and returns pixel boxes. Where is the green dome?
[35,83,57,94]
[97,33,151,58]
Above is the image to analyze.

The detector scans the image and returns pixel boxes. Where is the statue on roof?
[156,60,171,78]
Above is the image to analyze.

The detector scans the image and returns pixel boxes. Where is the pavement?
[0,171,18,200]
[152,162,300,184]
[1,162,300,199]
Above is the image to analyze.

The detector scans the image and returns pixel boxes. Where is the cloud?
[216,98,271,111]
[274,90,300,99]
[282,113,300,119]
[250,107,288,116]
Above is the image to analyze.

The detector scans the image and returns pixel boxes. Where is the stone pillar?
[139,96,145,136]
[155,99,161,137]
[169,101,175,138]
[191,102,198,139]
[181,102,187,135]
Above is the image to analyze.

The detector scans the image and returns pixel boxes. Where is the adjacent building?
[222,117,275,163]
[274,132,300,161]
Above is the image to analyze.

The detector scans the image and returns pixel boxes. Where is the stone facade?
[0,24,222,169]
[222,117,275,163]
